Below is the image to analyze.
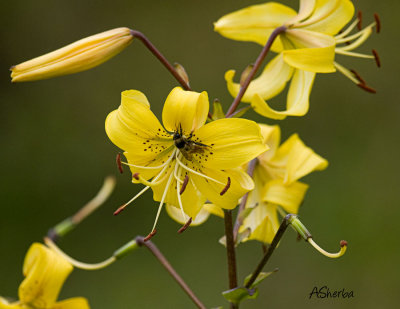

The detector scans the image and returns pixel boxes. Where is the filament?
[337,27,373,52]
[335,49,374,59]
[174,161,186,221]
[307,238,347,258]
[335,19,359,39]
[334,62,360,84]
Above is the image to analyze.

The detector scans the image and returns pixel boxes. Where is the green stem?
[225,26,287,117]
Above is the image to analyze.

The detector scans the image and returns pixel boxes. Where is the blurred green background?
[1,0,399,308]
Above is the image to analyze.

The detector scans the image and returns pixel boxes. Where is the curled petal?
[262,179,308,213]
[0,298,21,309]
[286,0,316,26]
[283,29,336,73]
[225,54,293,103]
[298,0,355,35]
[251,70,315,119]
[162,87,209,134]
[166,204,210,226]
[195,118,268,169]
[19,243,73,308]
[53,297,90,309]
[214,2,296,50]
[257,124,281,162]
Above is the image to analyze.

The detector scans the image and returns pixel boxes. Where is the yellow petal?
[298,0,355,35]
[273,133,328,184]
[0,298,22,309]
[11,28,133,82]
[53,298,90,309]
[105,90,174,167]
[262,179,308,213]
[214,2,296,51]
[282,29,336,73]
[162,87,209,134]
[194,118,268,170]
[191,168,254,209]
[285,0,316,25]
[203,204,225,218]
[165,204,211,226]
[257,124,281,162]
[251,69,315,119]
[225,54,293,103]
[18,243,73,308]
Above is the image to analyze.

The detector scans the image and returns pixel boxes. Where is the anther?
[357,83,377,93]
[144,229,157,242]
[113,204,126,216]
[180,174,189,195]
[178,217,192,234]
[372,49,381,67]
[116,153,123,174]
[220,177,231,196]
[340,240,348,247]
[374,13,381,33]
[133,173,140,180]
[357,11,363,30]
[350,69,366,85]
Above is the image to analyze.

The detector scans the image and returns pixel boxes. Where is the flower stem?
[135,236,207,309]
[223,209,239,309]
[130,30,213,119]
[245,214,293,289]
[225,26,287,118]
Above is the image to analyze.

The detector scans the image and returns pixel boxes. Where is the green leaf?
[244,269,279,288]
[222,287,259,304]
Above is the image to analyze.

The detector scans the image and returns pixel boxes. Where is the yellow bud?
[11,27,133,82]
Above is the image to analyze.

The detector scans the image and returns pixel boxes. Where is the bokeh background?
[1,0,399,308]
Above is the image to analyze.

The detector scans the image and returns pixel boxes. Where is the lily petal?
[105,90,174,166]
[286,0,316,26]
[192,168,254,209]
[162,87,209,134]
[18,243,73,309]
[53,298,90,309]
[194,118,268,170]
[166,204,211,226]
[258,124,281,162]
[214,2,296,51]
[225,54,293,103]
[298,0,355,35]
[251,69,315,119]
[0,298,21,309]
[262,179,308,213]
[283,29,336,73]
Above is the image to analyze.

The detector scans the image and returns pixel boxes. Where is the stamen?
[307,238,348,259]
[178,217,192,234]
[335,25,373,44]
[113,186,151,215]
[374,13,381,33]
[357,11,362,30]
[334,62,360,84]
[116,153,123,173]
[174,164,186,221]
[220,177,231,196]
[44,237,116,270]
[175,155,224,185]
[350,69,366,85]
[357,83,377,93]
[335,49,374,59]
[335,19,359,39]
[180,174,189,195]
[144,229,157,242]
[372,49,381,67]
[336,27,373,52]
[133,172,140,180]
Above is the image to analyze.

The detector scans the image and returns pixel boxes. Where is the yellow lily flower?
[11,27,133,82]
[239,124,328,244]
[215,0,379,119]
[106,87,267,234]
[0,243,89,309]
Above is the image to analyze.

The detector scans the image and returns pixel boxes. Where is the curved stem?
[135,236,207,309]
[225,26,287,117]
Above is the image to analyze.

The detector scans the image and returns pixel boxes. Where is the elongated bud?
[240,64,254,87]
[11,27,133,82]
[174,62,190,86]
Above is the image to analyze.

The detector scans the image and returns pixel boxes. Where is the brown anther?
[144,229,157,242]
[357,11,363,30]
[116,153,124,174]
[220,177,231,196]
[113,205,126,216]
[340,240,348,247]
[350,69,366,85]
[357,83,377,94]
[133,173,140,180]
[178,217,192,234]
[372,49,381,67]
[374,13,381,33]
[179,174,189,195]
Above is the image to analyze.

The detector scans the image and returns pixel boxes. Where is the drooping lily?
[239,124,328,244]
[105,87,267,236]
[0,243,89,309]
[215,0,380,119]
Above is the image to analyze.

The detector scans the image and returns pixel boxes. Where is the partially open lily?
[106,87,267,236]
[0,243,89,309]
[215,0,379,119]
[239,124,328,244]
